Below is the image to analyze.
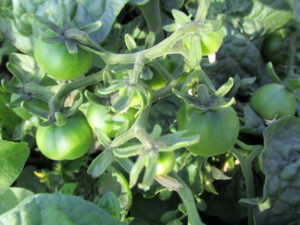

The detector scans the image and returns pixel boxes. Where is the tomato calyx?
[173,70,235,112]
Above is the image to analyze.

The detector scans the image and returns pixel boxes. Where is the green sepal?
[84,90,109,106]
[94,128,112,148]
[97,82,125,95]
[88,150,115,178]
[195,0,211,22]
[112,88,135,112]
[33,15,62,34]
[129,153,146,188]
[215,77,234,97]
[113,144,142,158]
[65,40,78,55]
[172,9,191,25]
[187,35,202,68]
[125,34,137,51]
[139,151,159,191]
[145,32,156,49]
[64,91,83,117]
[22,100,49,119]
[80,21,102,34]
[266,62,282,84]
[159,131,200,152]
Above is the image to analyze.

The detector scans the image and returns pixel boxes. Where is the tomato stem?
[171,172,206,225]
[139,0,164,43]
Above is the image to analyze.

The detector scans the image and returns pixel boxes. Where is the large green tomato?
[156,151,176,175]
[86,103,136,138]
[34,31,92,80]
[178,104,239,156]
[36,114,93,160]
[201,30,224,55]
[250,83,296,120]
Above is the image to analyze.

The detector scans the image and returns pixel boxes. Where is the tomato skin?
[178,104,239,156]
[36,115,93,160]
[250,83,296,120]
[201,30,223,55]
[34,32,92,80]
[86,103,136,138]
[261,31,287,64]
[156,151,176,175]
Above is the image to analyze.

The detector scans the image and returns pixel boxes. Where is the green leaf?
[98,192,121,220]
[0,187,34,214]
[0,140,29,195]
[97,168,132,219]
[243,0,293,35]
[130,0,150,5]
[0,193,124,225]
[240,105,266,136]
[255,116,300,225]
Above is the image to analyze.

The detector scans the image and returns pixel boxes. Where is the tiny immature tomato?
[86,103,136,138]
[178,104,239,157]
[36,114,93,160]
[250,83,296,120]
[156,151,176,175]
[34,30,92,80]
[201,30,224,55]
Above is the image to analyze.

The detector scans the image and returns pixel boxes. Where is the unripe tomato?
[156,151,176,175]
[34,31,92,80]
[201,30,224,55]
[178,104,239,157]
[261,30,288,64]
[250,83,296,120]
[86,103,136,138]
[36,114,93,160]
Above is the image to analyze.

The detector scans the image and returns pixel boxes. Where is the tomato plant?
[34,31,92,80]
[36,114,93,160]
[178,104,240,156]
[201,30,224,55]
[156,151,176,175]
[261,30,288,64]
[86,103,136,138]
[250,83,296,120]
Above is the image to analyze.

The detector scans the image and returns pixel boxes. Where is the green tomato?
[156,151,176,175]
[178,104,239,157]
[146,71,168,91]
[34,31,92,80]
[250,83,296,120]
[86,103,136,138]
[36,114,93,160]
[201,30,224,55]
[261,30,288,64]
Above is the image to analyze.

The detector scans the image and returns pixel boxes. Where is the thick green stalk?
[100,23,202,64]
[230,147,261,225]
[139,0,164,43]
[171,172,206,225]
